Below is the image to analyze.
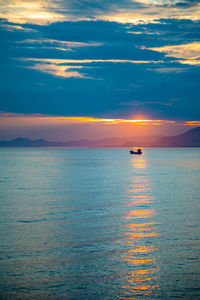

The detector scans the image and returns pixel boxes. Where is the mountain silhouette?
[0,127,199,147]
[153,127,200,147]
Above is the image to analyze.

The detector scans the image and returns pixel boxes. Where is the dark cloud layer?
[0,13,200,120]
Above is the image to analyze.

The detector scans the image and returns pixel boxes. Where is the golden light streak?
[185,121,200,125]
[0,113,200,127]
[178,59,200,65]
[145,42,200,65]
[22,58,163,64]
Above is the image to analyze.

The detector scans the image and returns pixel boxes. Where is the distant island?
[0,127,200,147]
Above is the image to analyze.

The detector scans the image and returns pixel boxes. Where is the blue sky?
[0,0,200,139]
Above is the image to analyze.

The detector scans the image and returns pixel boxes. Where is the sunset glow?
[1,112,200,126]
[0,112,199,141]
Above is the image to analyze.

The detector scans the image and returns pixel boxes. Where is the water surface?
[0,148,200,299]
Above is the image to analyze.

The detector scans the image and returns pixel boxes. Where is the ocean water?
[0,148,200,299]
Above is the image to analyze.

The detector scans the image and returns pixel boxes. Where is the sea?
[0,148,200,299]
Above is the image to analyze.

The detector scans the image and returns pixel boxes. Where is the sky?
[0,0,200,140]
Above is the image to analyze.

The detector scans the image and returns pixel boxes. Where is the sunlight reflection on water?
[119,155,161,298]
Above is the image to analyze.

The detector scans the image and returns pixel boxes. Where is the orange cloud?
[0,112,199,126]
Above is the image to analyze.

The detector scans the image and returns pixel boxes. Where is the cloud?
[144,42,200,65]
[157,0,200,9]
[0,15,199,121]
[1,0,200,25]
[28,63,91,78]
[65,0,200,24]
[0,0,65,25]
[23,57,163,64]
[18,39,103,52]
[150,67,189,73]
[127,30,161,35]
[1,111,200,126]
[0,24,36,31]
[20,57,164,78]
[120,98,179,107]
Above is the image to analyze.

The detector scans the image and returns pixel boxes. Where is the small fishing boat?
[130,148,142,155]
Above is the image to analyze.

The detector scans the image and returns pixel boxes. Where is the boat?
[130,148,142,155]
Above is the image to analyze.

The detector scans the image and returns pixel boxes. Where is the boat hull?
[130,150,142,155]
